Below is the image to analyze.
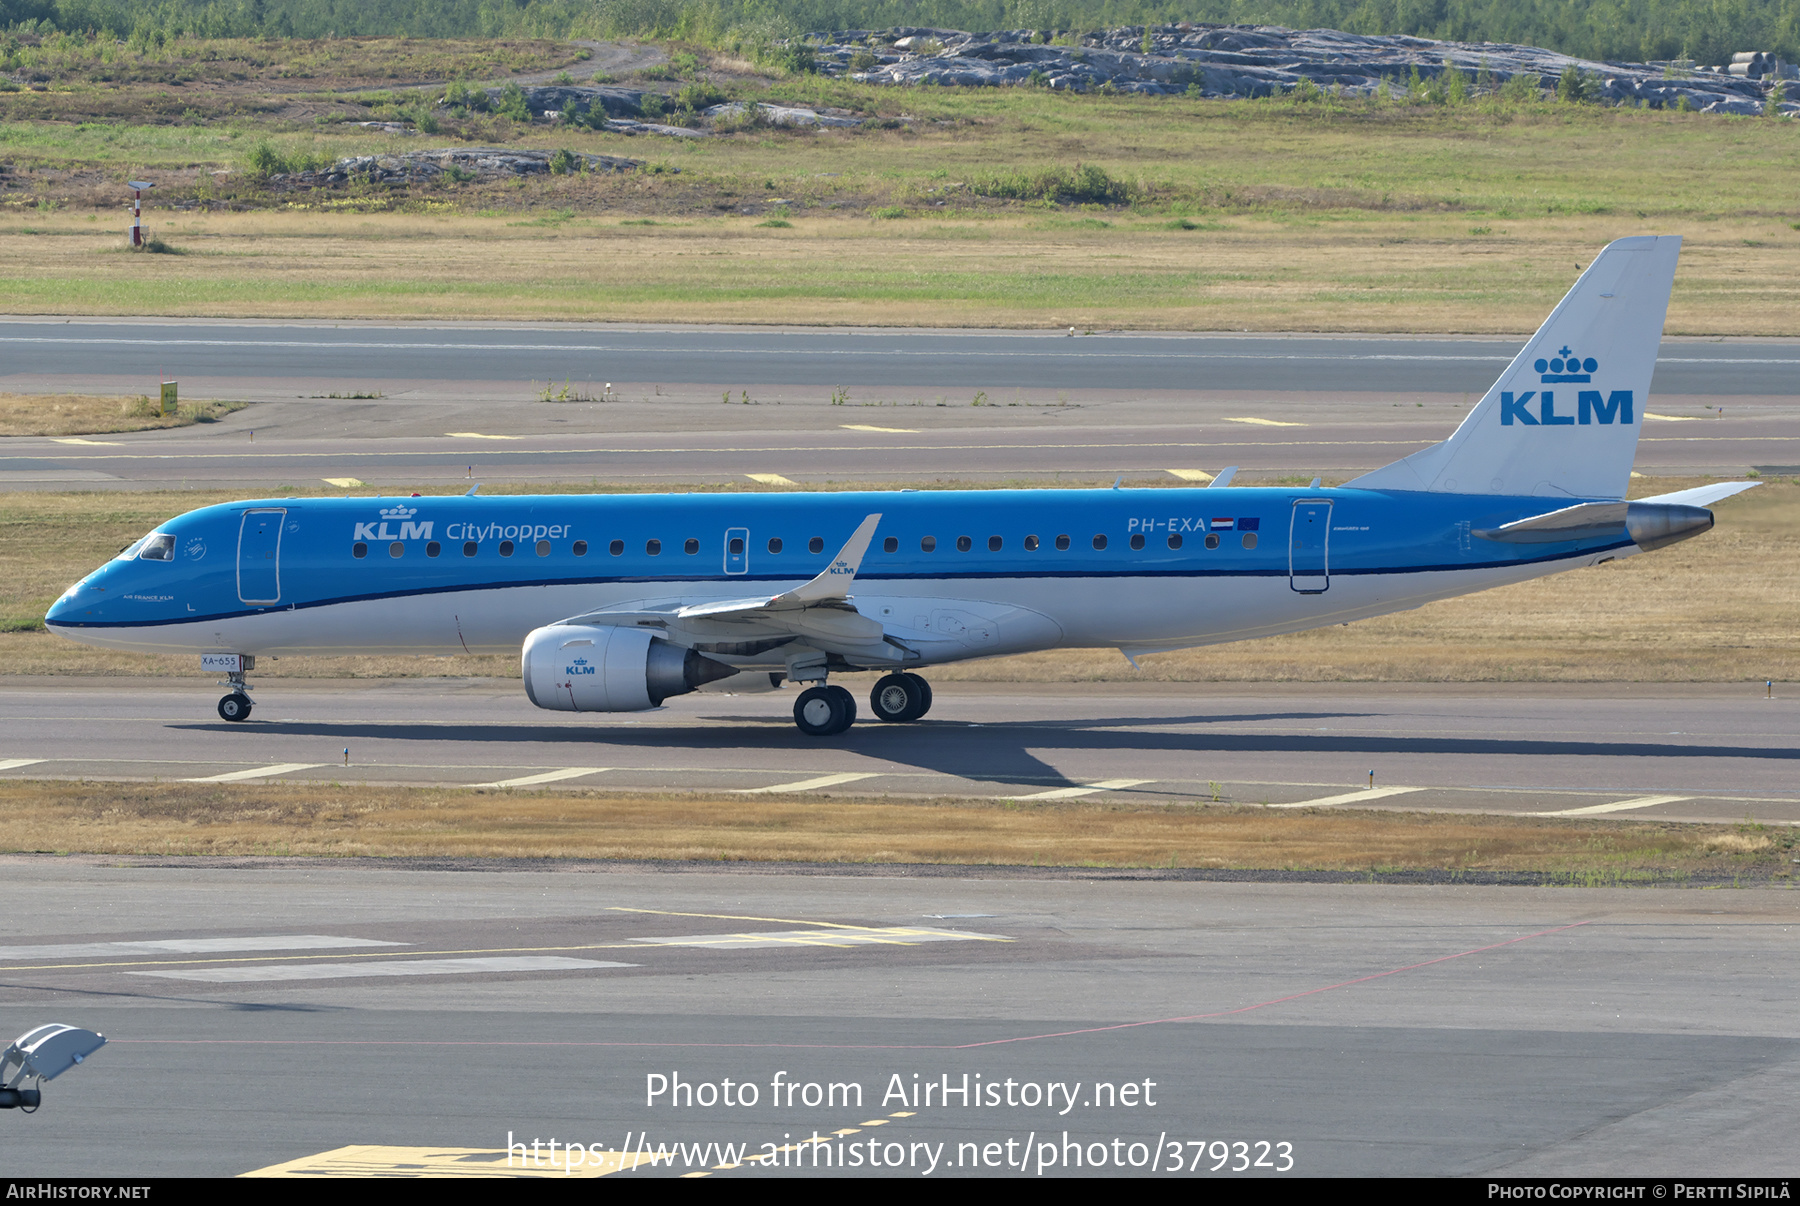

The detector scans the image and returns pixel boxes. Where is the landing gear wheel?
[218,693,253,722]
[871,673,929,723]
[794,685,856,736]
[904,672,932,720]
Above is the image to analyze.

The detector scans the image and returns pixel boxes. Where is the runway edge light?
[1,1023,106,1112]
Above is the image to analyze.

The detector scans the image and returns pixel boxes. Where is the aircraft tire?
[218,693,253,722]
[794,686,850,736]
[903,673,933,719]
[870,674,920,723]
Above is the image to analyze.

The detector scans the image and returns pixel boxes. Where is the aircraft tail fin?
[1346,235,1681,500]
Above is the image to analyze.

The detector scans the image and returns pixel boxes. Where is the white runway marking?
[629,927,1005,950]
[182,762,325,783]
[444,432,519,439]
[131,956,635,982]
[1013,778,1152,800]
[1533,794,1691,817]
[745,473,797,485]
[1224,416,1306,427]
[473,767,610,788]
[840,424,919,433]
[1268,786,1427,809]
[1643,413,1702,422]
[0,758,45,771]
[0,935,405,961]
[734,772,877,794]
[49,437,121,445]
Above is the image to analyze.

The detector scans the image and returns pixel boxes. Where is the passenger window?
[1092,534,1108,550]
[808,536,824,554]
[573,540,589,556]
[768,537,783,554]
[1129,534,1145,551]
[882,537,898,553]
[728,537,744,555]
[1205,533,1220,550]
[426,541,441,557]
[464,541,478,557]
[646,539,661,555]
[684,538,699,555]
[1242,533,1258,550]
[353,542,368,559]
[920,536,936,552]
[1024,535,1040,551]
[1055,534,1070,551]
[988,535,1003,552]
[499,540,514,557]
[390,541,404,558]
[609,540,624,556]
[956,536,972,552]
[536,539,551,557]
[1167,533,1183,550]
[139,533,175,561]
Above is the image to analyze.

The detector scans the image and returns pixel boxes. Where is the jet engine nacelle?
[522,624,737,712]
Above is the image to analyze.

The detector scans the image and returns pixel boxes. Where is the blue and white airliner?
[46,236,1754,735]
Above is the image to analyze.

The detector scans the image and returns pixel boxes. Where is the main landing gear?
[790,673,933,737]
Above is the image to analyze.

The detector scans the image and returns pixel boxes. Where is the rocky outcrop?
[269,148,645,187]
[801,24,1790,113]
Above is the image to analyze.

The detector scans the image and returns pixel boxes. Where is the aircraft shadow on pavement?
[168,711,1800,794]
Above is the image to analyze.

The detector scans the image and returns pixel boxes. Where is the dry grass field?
[0,779,1787,878]
[1,475,1790,680]
[0,392,247,437]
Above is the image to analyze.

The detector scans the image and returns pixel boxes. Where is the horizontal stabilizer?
[1475,499,1714,552]
[1634,481,1761,508]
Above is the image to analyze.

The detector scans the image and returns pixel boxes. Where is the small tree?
[1444,64,1468,105]
[1557,63,1586,103]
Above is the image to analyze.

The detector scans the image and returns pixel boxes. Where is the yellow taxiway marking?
[745,472,797,486]
[1224,416,1306,427]
[1643,413,1702,422]
[321,477,364,488]
[471,767,610,788]
[1012,778,1151,801]
[50,437,122,445]
[733,771,877,794]
[181,762,325,784]
[1268,786,1426,809]
[840,424,919,433]
[1165,468,1215,482]
[1533,794,1691,817]
[243,1145,652,1178]
[445,432,520,439]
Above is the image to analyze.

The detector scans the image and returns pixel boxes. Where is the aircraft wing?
[554,514,907,665]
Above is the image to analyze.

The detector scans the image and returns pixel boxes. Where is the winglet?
[773,514,882,606]
[1208,467,1238,488]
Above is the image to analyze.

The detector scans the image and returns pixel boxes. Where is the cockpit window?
[138,533,176,561]
[114,536,149,561]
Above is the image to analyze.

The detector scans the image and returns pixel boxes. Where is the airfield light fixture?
[127,180,154,247]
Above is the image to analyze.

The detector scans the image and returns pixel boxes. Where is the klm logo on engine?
[564,657,595,676]
[353,504,434,542]
[1501,347,1633,427]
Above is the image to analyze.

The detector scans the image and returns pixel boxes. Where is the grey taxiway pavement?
[3,679,1797,825]
[3,320,1796,491]
[1,859,1795,1177]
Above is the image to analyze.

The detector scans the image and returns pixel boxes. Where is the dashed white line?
[131,956,636,982]
[1532,794,1691,817]
[734,772,878,794]
[182,762,326,783]
[472,767,610,788]
[1268,786,1426,809]
[1012,778,1152,801]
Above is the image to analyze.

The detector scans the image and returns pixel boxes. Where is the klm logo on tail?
[1501,347,1633,427]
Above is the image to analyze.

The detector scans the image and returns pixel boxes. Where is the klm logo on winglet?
[1502,347,1632,427]
[828,559,854,575]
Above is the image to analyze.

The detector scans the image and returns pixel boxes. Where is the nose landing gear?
[213,654,255,722]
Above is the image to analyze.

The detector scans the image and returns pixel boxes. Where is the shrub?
[971,163,1133,206]
[850,48,877,72]
[675,81,726,113]
[494,82,530,122]
[639,92,665,119]
[548,148,581,175]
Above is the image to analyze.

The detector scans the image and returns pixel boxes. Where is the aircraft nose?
[45,583,84,625]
